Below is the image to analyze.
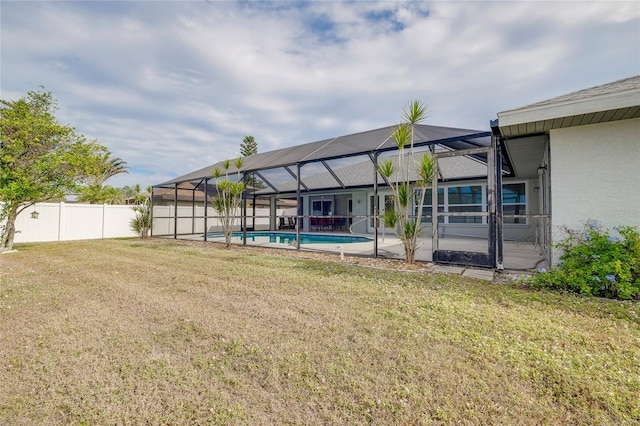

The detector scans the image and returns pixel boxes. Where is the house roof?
[496,75,640,137]
[157,124,494,191]
[252,148,490,195]
[153,186,206,202]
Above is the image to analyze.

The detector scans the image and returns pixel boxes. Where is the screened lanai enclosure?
[153,124,549,270]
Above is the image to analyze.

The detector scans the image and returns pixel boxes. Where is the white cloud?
[2,1,638,188]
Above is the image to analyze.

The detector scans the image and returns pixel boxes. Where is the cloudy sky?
[2,1,638,188]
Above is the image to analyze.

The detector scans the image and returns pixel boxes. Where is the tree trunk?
[1,204,19,251]
[404,243,415,264]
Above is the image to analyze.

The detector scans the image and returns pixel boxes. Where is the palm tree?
[77,150,129,204]
[212,158,246,248]
[377,100,434,264]
[102,156,129,182]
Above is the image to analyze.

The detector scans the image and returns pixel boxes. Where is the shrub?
[531,222,640,300]
[130,203,151,238]
[130,187,152,238]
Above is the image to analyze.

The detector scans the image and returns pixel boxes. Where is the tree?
[0,88,112,251]
[377,100,435,263]
[129,184,152,238]
[240,135,258,157]
[121,185,144,199]
[239,135,263,189]
[76,150,129,204]
[77,184,125,205]
[212,158,245,248]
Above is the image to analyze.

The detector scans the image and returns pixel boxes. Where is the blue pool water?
[206,232,372,245]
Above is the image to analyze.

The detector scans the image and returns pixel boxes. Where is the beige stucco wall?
[550,117,640,244]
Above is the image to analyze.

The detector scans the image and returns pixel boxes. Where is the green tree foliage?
[77,151,129,204]
[212,158,245,248]
[240,135,258,157]
[377,100,434,263]
[240,135,263,189]
[77,184,124,205]
[531,222,640,300]
[121,185,144,199]
[0,88,113,250]
[129,184,152,238]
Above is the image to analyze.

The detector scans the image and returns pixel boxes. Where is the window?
[312,200,332,216]
[415,182,527,225]
[415,188,444,223]
[503,183,526,224]
[447,185,483,223]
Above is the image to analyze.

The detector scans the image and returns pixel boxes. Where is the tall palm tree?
[102,156,129,182]
[77,151,129,204]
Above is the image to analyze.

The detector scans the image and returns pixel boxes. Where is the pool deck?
[171,231,546,273]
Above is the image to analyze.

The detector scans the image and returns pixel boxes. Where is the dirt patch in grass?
[1,239,638,425]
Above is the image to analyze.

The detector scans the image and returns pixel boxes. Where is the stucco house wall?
[550,116,640,237]
[497,75,640,266]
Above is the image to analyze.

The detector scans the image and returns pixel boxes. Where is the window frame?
[446,185,484,224]
[502,181,527,225]
[415,181,528,225]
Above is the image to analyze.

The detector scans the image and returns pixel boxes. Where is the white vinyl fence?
[152,206,291,236]
[6,202,138,244]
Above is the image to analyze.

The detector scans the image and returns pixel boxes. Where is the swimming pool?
[206,232,372,245]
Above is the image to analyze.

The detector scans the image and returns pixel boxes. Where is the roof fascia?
[498,90,640,127]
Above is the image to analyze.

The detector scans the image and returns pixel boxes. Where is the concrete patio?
[178,232,546,273]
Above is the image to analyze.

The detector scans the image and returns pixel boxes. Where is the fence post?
[102,203,107,239]
[58,202,64,241]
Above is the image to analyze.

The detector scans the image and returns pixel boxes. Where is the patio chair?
[287,217,296,229]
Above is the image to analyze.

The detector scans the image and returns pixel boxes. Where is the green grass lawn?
[1,239,638,425]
